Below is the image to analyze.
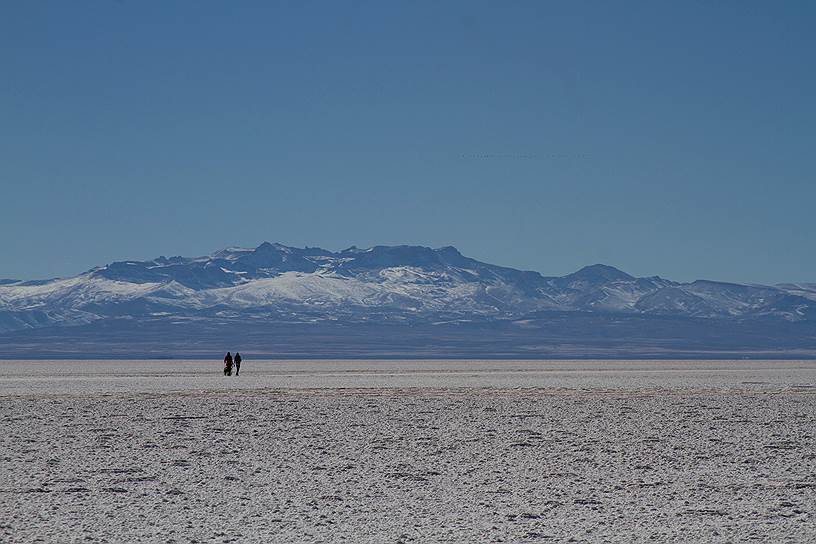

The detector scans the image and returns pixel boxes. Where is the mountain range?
[1,242,814,358]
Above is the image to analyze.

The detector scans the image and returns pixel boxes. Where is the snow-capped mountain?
[1,242,814,335]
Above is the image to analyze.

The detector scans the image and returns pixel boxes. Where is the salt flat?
[1,360,815,543]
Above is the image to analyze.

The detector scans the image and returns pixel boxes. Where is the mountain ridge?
[1,242,814,358]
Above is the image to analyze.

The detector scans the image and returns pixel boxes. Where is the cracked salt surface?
[1,360,815,542]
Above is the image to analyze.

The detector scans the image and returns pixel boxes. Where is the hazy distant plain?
[2,360,815,542]
[3,359,816,394]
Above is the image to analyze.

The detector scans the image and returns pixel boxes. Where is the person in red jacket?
[223,352,233,376]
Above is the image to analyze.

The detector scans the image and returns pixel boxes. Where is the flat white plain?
[1,360,815,543]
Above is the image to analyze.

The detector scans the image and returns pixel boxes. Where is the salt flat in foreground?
[1,360,815,542]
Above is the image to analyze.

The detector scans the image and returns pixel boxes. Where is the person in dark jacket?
[223,352,233,376]
[234,352,242,376]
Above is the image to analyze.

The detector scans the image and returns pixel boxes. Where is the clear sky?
[1,1,814,284]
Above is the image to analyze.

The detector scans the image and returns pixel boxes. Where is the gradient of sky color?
[2,1,814,284]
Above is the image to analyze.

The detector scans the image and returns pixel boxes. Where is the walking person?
[234,352,242,376]
[223,352,233,376]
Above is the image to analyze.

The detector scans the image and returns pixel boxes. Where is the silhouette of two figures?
[223,352,242,376]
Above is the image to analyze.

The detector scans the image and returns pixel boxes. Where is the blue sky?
[1,1,814,284]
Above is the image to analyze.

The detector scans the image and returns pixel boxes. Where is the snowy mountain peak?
[210,247,253,260]
[564,264,634,284]
[1,243,814,336]
[255,241,289,252]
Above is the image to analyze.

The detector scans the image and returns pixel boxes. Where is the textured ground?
[1,360,815,543]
